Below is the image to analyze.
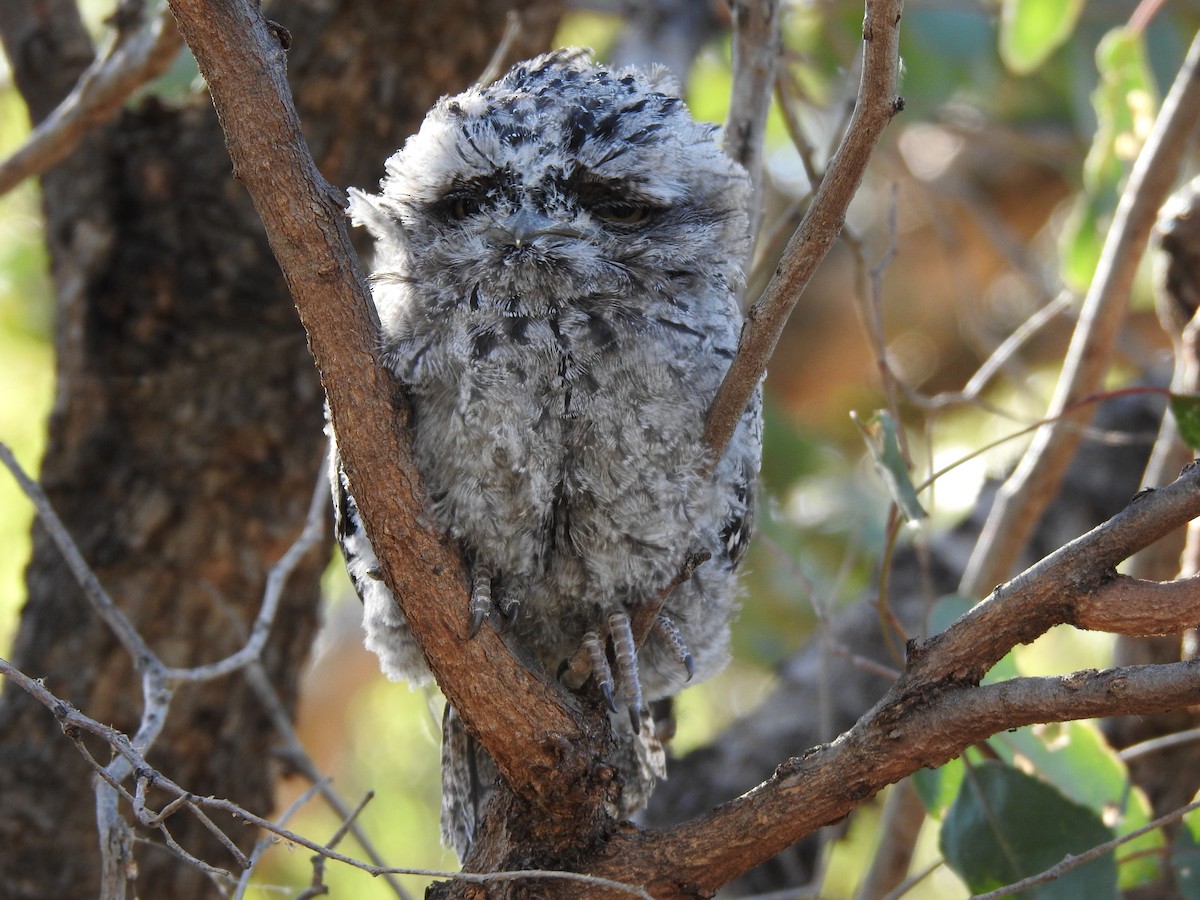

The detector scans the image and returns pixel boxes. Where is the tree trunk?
[0,2,560,896]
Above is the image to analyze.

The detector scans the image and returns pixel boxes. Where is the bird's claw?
[467,565,493,639]
[500,595,521,632]
[581,631,618,713]
[558,610,697,731]
[653,613,695,682]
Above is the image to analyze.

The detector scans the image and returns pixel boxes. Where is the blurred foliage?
[0,79,53,656]
[1,0,1199,896]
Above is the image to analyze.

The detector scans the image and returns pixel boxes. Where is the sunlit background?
[2,1,1195,896]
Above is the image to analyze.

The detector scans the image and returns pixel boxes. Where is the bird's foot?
[559,611,694,731]
[466,563,519,637]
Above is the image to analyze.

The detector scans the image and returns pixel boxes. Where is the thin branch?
[97,774,136,900]
[705,0,905,461]
[723,0,782,247]
[0,441,159,670]
[232,776,326,898]
[297,787,371,900]
[0,4,182,197]
[161,456,329,683]
[960,29,1200,598]
[475,11,523,88]
[959,291,1075,402]
[1120,724,1200,761]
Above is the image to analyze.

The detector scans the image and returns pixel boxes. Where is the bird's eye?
[447,194,485,220]
[590,202,652,225]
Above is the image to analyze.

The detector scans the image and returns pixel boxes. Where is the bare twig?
[0,441,159,670]
[298,786,367,900]
[475,11,523,88]
[705,0,905,461]
[724,0,782,246]
[1119,724,1200,761]
[235,775,326,897]
[0,4,182,196]
[0,656,651,896]
[960,29,1200,598]
[240,660,414,899]
[162,456,328,683]
[959,291,1075,402]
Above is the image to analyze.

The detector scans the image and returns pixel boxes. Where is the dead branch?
[0,4,182,197]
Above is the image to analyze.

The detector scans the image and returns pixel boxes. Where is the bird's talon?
[468,608,485,639]
[653,613,695,682]
[628,703,642,731]
[603,682,619,715]
[501,598,520,631]
[467,564,493,639]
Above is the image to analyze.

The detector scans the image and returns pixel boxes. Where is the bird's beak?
[492,208,585,246]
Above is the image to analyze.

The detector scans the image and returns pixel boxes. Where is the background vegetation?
[3,0,1200,896]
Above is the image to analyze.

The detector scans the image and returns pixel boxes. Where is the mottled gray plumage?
[330,48,762,858]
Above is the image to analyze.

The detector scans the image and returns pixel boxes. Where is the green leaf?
[1173,797,1200,898]
[1085,28,1157,194]
[941,761,1118,897]
[1061,28,1157,288]
[851,410,927,522]
[989,721,1163,888]
[1059,194,1109,292]
[914,756,965,819]
[999,0,1084,75]
[1170,393,1200,450]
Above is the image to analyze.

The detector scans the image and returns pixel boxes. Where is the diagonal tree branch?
[704,0,905,461]
[162,0,603,830]
[0,4,182,197]
[584,464,1200,896]
[960,28,1200,598]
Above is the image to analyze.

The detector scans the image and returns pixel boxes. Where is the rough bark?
[0,2,560,897]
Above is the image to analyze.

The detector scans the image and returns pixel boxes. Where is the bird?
[329,47,762,858]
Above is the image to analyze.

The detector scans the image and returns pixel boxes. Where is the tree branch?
[0,4,182,197]
[704,0,905,460]
[581,464,1200,896]
[1076,574,1200,633]
[960,28,1200,598]
[723,0,782,245]
[162,0,602,827]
